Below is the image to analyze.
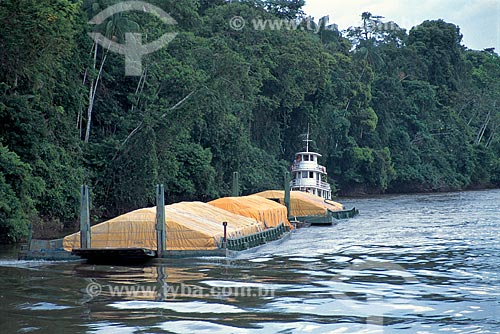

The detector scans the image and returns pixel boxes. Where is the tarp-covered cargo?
[254,190,344,218]
[63,202,264,252]
[208,195,293,229]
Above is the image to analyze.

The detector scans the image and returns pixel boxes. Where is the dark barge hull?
[72,247,157,264]
[294,207,359,226]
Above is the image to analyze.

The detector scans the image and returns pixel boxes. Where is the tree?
[0,144,43,242]
[408,20,466,103]
[2,0,500,242]
[262,0,305,19]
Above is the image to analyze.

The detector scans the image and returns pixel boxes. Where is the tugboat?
[287,129,359,224]
[290,130,332,200]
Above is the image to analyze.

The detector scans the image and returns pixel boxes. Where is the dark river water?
[0,190,499,333]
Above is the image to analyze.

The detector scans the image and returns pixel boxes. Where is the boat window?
[302,171,308,178]
[304,155,309,161]
[309,171,314,178]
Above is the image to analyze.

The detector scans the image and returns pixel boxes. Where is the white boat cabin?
[290,150,332,200]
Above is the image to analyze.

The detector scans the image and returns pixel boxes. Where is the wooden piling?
[79,185,91,249]
[232,172,240,197]
[284,171,291,218]
[156,184,166,258]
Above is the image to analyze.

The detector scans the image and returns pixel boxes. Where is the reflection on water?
[0,190,499,333]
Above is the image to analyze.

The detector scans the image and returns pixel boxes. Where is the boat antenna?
[304,124,312,152]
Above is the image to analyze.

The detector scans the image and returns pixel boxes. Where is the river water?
[0,190,499,333]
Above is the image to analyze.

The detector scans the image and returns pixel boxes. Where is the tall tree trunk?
[84,42,110,143]
[476,110,491,145]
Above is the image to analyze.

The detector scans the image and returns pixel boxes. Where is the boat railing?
[290,163,327,174]
[290,179,331,190]
[222,223,290,251]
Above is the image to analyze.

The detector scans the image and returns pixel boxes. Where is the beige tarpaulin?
[63,202,264,251]
[208,195,293,229]
[254,190,344,217]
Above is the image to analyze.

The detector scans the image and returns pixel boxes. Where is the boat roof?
[295,151,322,157]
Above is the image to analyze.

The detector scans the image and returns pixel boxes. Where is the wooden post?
[156,184,166,258]
[222,221,228,249]
[232,172,240,197]
[27,223,32,251]
[79,185,91,249]
[284,171,291,218]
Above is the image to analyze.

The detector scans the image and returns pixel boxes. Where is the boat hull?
[293,207,359,226]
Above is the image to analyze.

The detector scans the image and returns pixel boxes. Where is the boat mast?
[304,124,312,153]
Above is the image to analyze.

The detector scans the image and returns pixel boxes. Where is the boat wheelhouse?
[290,132,332,200]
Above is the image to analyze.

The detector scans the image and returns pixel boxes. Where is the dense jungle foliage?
[1,0,500,241]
